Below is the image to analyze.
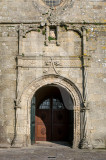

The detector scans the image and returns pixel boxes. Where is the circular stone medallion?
[33,0,74,15]
[42,0,63,7]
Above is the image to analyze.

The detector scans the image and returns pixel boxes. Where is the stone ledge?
[0,144,10,148]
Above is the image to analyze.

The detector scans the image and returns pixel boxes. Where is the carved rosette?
[32,0,74,22]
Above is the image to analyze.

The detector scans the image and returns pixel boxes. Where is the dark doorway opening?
[31,84,74,146]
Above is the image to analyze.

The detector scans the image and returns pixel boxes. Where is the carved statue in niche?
[50,28,56,39]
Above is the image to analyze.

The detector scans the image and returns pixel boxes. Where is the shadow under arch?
[16,74,83,148]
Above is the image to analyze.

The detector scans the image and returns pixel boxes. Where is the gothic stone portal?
[15,75,82,148]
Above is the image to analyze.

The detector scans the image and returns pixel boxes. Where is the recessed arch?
[18,74,83,107]
[15,74,83,148]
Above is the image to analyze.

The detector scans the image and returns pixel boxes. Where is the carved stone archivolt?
[15,74,83,148]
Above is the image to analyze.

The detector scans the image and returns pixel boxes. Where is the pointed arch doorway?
[31,84,74,145]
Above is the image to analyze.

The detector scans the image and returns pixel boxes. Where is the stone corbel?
[14,99,21,109]
[82,55,91,67]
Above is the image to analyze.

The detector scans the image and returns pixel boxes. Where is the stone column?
[12,101,30,148]
[73,106,80,148]
[80,27,92,149]
[45,23,49,46]
[56,25,60,46]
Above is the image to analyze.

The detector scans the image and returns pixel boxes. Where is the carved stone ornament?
[32,0,74,22]
[43,57,61,75]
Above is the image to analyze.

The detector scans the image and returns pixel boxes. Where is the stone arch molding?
[16,74,83,148]
[18,74,82,108]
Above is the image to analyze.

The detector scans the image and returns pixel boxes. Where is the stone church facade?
[0,0,106,149]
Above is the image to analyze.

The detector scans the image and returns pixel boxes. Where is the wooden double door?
[35,97,69,141]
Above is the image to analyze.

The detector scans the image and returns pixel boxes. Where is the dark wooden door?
[35,98,69,141]
[35,109,51,141]
[52,98,69,141]
[35,99,51,141]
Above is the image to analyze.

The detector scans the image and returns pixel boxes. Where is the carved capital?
[14,99,21,109]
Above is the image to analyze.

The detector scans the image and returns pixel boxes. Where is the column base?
[11,135,24,148]
[11,134,31,148]
[79,138,93,149]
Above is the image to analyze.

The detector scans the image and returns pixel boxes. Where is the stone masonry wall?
[0,0,105,23]
[86,26,106,148]
[0,0,106,148]
[0,25,18,145]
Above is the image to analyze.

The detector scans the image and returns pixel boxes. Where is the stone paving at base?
[0,142,106,160]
